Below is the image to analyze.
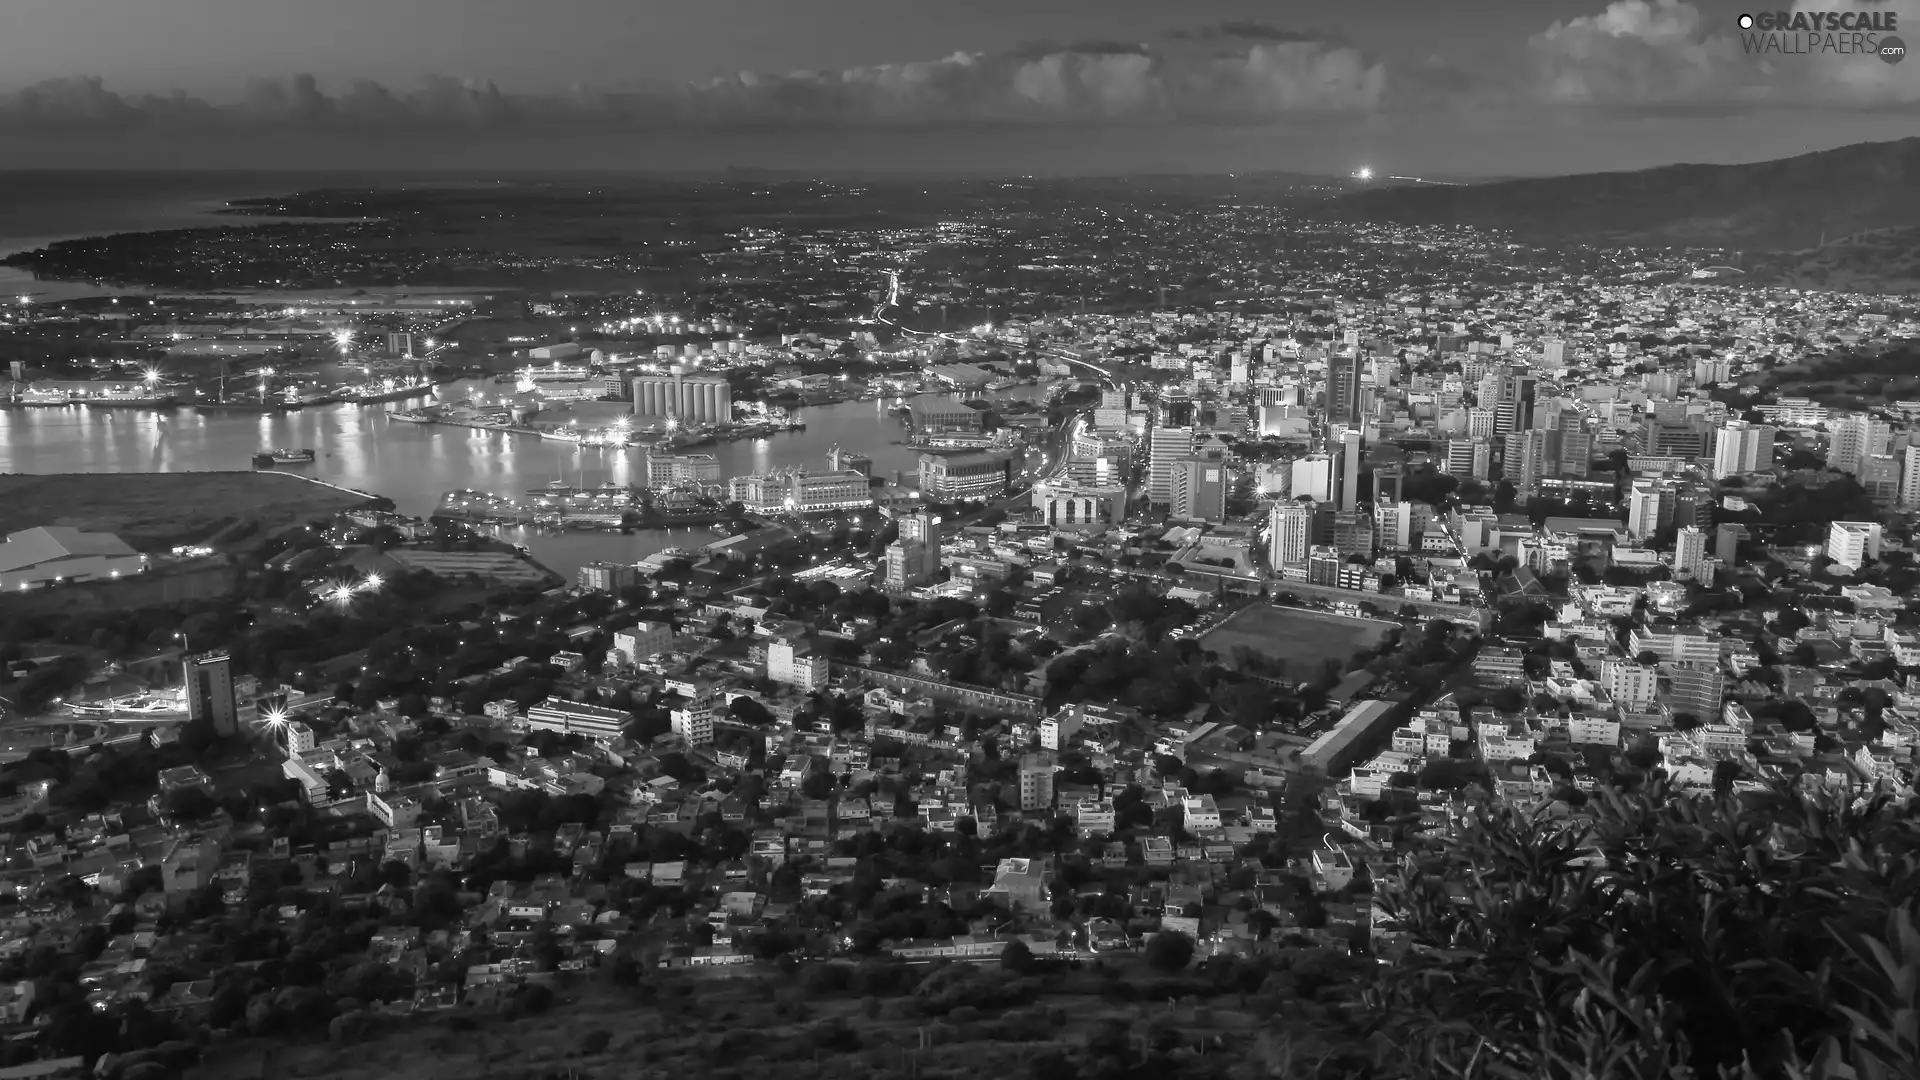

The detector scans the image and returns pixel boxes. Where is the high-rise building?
[1674,525,1708,579]
[1712,420,1776,479]
[1146,426,1195,504]
[768,637,828,692]
[185,651,238,736]
[631,370,731,426]
[1715,523,1746,564]
[1556,417,1594,478]
[1860,453,1902,506]
[1827,521,1883,570]
[1269,499,1315,571]
[1445,437,1491,480]
[1018,753,1055,812]
[612,622,673,666]
[885,510,944,590]
[918,452,1012,500]
[1290,454,1334,501]
[1902,445,1920,509]
[1644,416,1714,460]
[1827,414,1891,474]
[1372,466,1404,505]
[577,562,638,594]
[1034,481,1125,532]
[1661,662,1726,721]
[1627,479,1674,540]
[644,451,721,487]
[1330,511,1374,557]
[1170,458,1228,522]
[1332,426,1364,512]
[1505,428,1558,492]
[1601,657,1660,712]
[1327,351,1364,426]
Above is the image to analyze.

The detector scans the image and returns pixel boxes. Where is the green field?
[1199,604,1392,678]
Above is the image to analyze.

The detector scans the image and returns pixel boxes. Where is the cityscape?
[1,3,1919,1080]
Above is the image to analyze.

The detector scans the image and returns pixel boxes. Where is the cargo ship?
[268,448,316,464]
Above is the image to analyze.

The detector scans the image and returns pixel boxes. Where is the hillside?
[1323,137,1920,252]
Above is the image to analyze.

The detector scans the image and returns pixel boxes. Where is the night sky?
[0,0,1912,175]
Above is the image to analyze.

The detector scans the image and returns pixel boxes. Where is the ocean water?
[0,170,395,300]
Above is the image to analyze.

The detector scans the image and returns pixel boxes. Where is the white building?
[1712,420,1775,479]
[767,637,828,692]
[523,698,630,743]
[1827,521,1883,570]
[1268,499,1315,570]
[669,699,717,745]
[612,621,673,666]
[1674,526,1708,579]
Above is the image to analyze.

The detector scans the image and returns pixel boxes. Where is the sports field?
[1199,604,1393,677]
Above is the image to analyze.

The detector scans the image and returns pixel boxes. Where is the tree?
[1000,938,1036,974]
[1144,930,1195,972]
[1371,780,1920,1080]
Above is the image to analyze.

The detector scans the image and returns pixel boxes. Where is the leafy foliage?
[1365,780,1920,1080]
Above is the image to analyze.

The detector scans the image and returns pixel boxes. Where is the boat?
[540,428,583,443]
[268,448,316,464]
[525,480,577,497]
[199,401,290,415]
[387,410,435,424]
[346,380,435,405]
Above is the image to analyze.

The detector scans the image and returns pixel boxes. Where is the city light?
[263,708,287,727]
[363,573,383,591]
[1355,166,1374,181]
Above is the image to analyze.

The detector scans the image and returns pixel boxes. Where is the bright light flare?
[1355,167,1374,181]
[263,709,288,727]
[362,573,383,591]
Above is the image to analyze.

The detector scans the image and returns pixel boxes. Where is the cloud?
[0,33,1385,134]
[1524,0,1917,110]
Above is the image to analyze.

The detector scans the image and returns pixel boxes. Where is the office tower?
[1859,453,1901,506]
[1445,436,1491,480]
[1333,426,1363,512]
[1466,407,1498,437]
[1268,499,1314,570]
[1146,426,1195,504]
[885,510,942,590]
[1170,458,1228,522]
[185,651,238,736]
[1373,466,1404,505]
[1674,526,1707,578]
[1902,445,1920,509]
[1291,454,1333,502]
[1693,357,1731,386]
[1643,415,1714,460]
[1229,353,1249,386]
[1661,662,1725,721]
[1671,483,1714,530]
[1602,657,1660,711]
[1715,523,1746,563]
[1330,511,1374,557]
[1490,368,1537,435]
[1374,500,1414,550]
[1827,413,1890,474]
[1627,479,1674,540]
[1827,521,1883,570]
[1034,481,1125,532]
[1327,351,1364,426]
[1506,428,1558,492]
[631,369,732,426]
[1712,420,1776,479]
[1541,339,1566,369]
[1159,397,1197,428]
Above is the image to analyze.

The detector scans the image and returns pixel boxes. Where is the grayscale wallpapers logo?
[1737,10,1906,62]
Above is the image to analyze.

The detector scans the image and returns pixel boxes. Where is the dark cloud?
[0,34,1385,134]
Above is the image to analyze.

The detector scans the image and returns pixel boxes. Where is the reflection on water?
[0,380,1050,579]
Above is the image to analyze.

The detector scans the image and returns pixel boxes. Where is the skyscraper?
[1170,458,1227,522]
[884,510,942,590]
[1332,426,1363,512]
[1827,414,1890,474]
[1268,499,1314,571]
[1674,525,1708,578]
[1712,420,1776,479]
[1146,426,1195,505]
[1327,351,1364,426]
[186,651,237,736]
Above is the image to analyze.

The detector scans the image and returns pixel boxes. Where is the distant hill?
[1322,138,1920,252]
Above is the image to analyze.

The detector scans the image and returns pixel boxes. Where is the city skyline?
[0,0,1913,174]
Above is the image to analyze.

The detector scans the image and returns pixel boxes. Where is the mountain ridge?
[1323,137,1920,253]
